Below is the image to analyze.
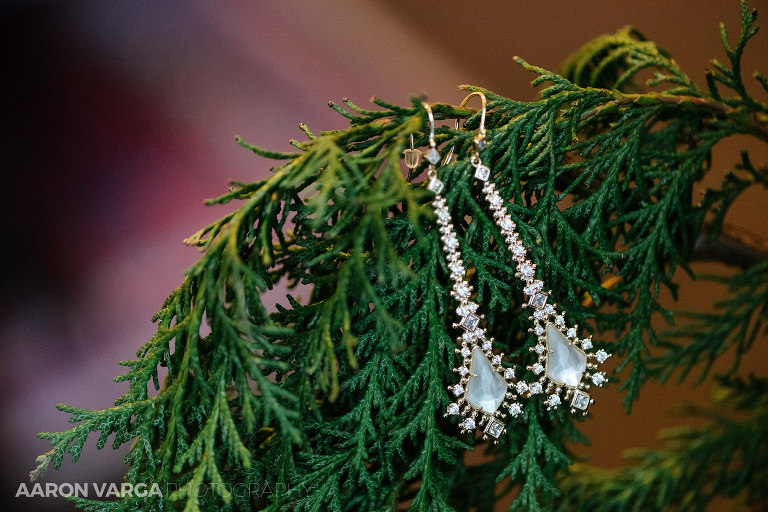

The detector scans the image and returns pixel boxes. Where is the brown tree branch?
[692,222,768,268]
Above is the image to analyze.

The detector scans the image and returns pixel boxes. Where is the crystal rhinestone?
[492,355,501,365]
[489,194,502,206]
[437,209,451,221]
[474,165,491,181]
[482,340,493,350]
[454,282,470,297]
[453,384,465,396]
[530,382,543,394]
[592,373,606,386]
[581,339,593,350]
[544,304,555,315]
[595,349,609,363]
[533,309,547,320]
[571,391,590,410]
[463,417,476,430]
[516,381,529,394]
[442,233,458,246]
[501,218,515,231]
[461,347,471,357]
[458,366,469,376]
[465,347,508,414]
[534,325,544,336]
[425,147,441,164]
[530,292,548,309]
[508,403,522,416]
[504,368,515,379]
[547,394,561,407]
[484,418,505,438]
[512,245,526,259]
[447,403,460,415]
[555,315,565,326]
[532,363,544,375]
[474,135,487,151]
[459,313,480,331]
[535,344,546,354]
[427,177,444,194]
[519,262,534,278]
[456,302,477,316]
[524,280,544,296]
[545,323,587,387]
[567,327,577,338]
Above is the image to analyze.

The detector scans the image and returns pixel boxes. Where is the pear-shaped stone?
[465,347,507,414]
[545,323,587,387]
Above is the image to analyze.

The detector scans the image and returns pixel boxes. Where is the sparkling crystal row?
[470,136,611,414]
[426,152,522,440]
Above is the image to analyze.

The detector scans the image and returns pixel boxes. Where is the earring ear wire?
[442,91,488,166]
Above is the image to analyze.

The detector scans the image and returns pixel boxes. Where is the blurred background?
[2,1,767,510]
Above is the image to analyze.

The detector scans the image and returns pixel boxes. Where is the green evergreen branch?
[652,260,768,384]
[553,376,768,511]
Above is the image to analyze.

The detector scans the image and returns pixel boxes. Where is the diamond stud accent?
[484,417,505,438]
[571,391,590,410]
[425,147,441,165]
[428,177,444,194]
[448,403,460,415]
[529,292,548,309]
[459,313,480,331]
[474,165,491,181]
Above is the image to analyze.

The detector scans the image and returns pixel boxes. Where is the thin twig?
[692,222,768,268]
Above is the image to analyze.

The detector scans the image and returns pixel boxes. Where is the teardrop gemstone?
[465,347,507,414]
[545,323,587,387]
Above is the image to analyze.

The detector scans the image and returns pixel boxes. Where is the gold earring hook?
[422,102,436,148]
[457,91,487,136]
[442,91,488,166]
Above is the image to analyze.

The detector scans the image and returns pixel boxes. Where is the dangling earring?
[406,103,522,442]
[456,92,610,413]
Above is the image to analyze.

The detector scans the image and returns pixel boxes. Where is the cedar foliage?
[33,2,768,510]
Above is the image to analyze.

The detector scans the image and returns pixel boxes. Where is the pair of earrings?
[406,94,610,440]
